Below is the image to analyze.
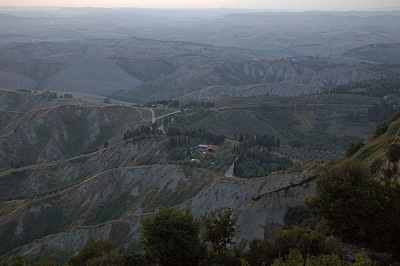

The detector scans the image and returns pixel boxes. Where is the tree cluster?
[167,126,225,147]
[367,101,395,122]
[184,100,215,109]
[2,205,380,266]
[330,78,400,98]
[123,125,161,140]
[306,160,400,258]
[146,99,179,108]
[40,91,58,100]
[232,134,290,178]
[233,147,293,178]
[235,133,280,149]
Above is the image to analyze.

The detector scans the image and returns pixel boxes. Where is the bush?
[345,140,365,158]
[306,160,400,256]
[283,205,318,229]
[140,207,202,266]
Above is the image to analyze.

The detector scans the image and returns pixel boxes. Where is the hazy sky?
[0,0,399,11]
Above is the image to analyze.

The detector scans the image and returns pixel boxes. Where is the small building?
[198,144,221,154]
[198,144,209,149]
[207,145,220,153]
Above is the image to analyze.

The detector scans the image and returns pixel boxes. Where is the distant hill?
[0,38,399,103]
[45,59,142,96]
[113,57,395,103]
[344,43,400,64]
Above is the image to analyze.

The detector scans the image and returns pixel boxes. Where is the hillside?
[45,58,142,96]
[348,111,400,182]
[113,57,395,103]
[0,38,399,104]
[0,164,316,260]
[0,94,150,169]
[0,8,400,264]
[343,43,400,64]
[0,88,398,261]
[0,89,317,260]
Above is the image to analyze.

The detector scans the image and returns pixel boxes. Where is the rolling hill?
[0,88,398,261]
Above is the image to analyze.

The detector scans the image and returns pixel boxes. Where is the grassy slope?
[351,111,400,178]
[168,93,384,162]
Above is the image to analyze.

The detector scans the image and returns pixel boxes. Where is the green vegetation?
[306,160,400,257]
[146,99,180,108]
[87,124,113,152]
[123,125,162,140]
[140,207,202,266]
[0,200,20,216]
[61,115,89,157]
[330,78,400,98]
[182,92,389,162]
[3,79,400,263]
[40,91,58,100]
[271,249,374,266]
[345,139,365,158]
[0,171,29,201]
[144,186,207,212]
[1,206,380,266]
[0,205,72,256]
[84,194,135,225]
[0,221,18,256]
[233,133,292,178]
[68,237,115,266]
[202,208,238,258]
[234,148,292,178]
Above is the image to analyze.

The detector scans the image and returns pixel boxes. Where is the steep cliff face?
[186,166,317,245]
[0,163,214,256]
[0,100,151,168]
[0,90,317,261]
[2,165,316,260]
[350,111,400,182]
[129,58,386,102]
[0,90,52,112]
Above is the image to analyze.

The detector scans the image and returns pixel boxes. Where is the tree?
[246,238,275,266]
[202,208,238,257]
[306,160,400,255]
[283,205,315,229]
[386,142,400,167]
[271,248,374,266]
[345,139,365,158]
[1,256,28,266]
[69,237,115,266]
[34,259,58,266]
[140,207,202,266]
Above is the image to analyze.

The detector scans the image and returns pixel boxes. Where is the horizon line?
[0,6,399,12]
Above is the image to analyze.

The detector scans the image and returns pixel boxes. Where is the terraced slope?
[0,89,397,261]
[0,101,150,168]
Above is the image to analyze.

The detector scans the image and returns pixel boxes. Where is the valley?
[0,7,400,265]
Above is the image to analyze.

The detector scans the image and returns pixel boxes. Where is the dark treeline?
[146,99,179,108]
[184,100,215,109]
[2,205,380,266]
[233,134,292,178]
[329,78,400,97]
[123,125,161,140]
[367,101,397,122]
[235,133,280,151]
[167,126,225,148]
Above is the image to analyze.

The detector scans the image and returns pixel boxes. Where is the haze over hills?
[1,8,400,56]
[0,37,399,102]
[1,6,400,264]
[0,8,400,102]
